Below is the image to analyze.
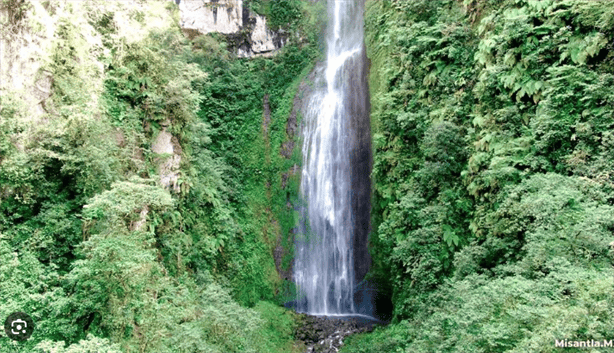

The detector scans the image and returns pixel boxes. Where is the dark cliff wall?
[347,45,372,288]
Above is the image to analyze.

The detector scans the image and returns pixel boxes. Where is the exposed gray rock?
[248,15,280,55]
[32,70,54,115]
[176,0,286,57]
[152,125,182,193]
[1,0,176,121]
[130,205,149,231]
[178,0,243,34]
[295,314,380,353]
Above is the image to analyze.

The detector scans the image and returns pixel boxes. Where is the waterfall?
[294,0,371,316]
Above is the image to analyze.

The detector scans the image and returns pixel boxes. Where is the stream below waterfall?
[295,314,385,353]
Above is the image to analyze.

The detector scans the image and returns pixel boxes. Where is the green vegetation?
[3,0,613,352]
[245,0,303,30]
[0,0,320,352]
[343,0,614,352]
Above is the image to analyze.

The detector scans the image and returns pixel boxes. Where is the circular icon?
[3,312,34,341]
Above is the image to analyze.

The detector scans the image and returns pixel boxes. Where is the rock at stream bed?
[295,314,381,353]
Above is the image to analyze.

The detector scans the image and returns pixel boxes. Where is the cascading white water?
[294,0,370,316]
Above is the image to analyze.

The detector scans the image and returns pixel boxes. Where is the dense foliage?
[3,0,613,352]
[245,0,304,30]
[0,0,322,352]
[343,0,614,352]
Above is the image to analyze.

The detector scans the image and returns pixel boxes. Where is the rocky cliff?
[0,0,184,190]
[0,0,176,119]
[177,0,286,57]
[0,0,285,193]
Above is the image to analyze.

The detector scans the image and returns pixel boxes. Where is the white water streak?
[294,0,366,315]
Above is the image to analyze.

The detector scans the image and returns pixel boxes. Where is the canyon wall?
[177,0,286,57]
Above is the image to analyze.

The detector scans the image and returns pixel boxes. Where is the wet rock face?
[176,0,286,57]
[347,45,372,289]
[281,73,315,158]
[295,315,376,353]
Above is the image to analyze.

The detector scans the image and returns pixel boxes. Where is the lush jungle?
[0,1,612,352]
